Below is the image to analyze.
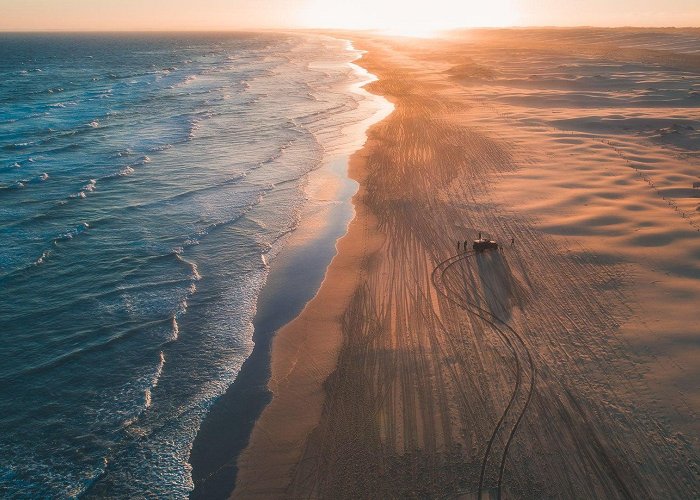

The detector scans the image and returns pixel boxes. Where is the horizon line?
[1,25,700,34]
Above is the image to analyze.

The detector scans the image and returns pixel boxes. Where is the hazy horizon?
[3,25,700,33]
[1,0,698,35]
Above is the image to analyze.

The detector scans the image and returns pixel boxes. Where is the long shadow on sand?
[475,250,526,321]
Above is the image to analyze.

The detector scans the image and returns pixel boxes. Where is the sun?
[299,0,519,36]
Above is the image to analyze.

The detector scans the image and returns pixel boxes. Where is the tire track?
[431,250,536,499]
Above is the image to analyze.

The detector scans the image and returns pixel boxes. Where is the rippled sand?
[234,29,700,499]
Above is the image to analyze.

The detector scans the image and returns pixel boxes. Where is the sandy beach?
[232,29,700,498]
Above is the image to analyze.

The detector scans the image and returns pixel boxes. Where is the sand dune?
[233,29,700,498]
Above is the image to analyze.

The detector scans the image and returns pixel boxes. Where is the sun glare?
[300,0,518,36]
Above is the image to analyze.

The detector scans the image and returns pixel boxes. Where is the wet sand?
[232,29,700,498]
[188,56,391,498]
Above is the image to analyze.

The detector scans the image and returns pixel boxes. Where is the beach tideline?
[231,29,700,499]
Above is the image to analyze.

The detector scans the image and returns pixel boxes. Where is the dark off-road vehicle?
[473,238,499,252]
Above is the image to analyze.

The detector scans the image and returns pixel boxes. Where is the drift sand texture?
[233,29,700,499]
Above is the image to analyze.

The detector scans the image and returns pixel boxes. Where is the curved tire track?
[431,250,536,499]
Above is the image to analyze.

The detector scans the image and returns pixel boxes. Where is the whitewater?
[0,32,384,497]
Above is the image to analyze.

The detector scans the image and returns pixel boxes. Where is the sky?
[0,0,698,32]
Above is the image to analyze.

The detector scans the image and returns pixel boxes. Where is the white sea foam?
[190,263,202,282]
[0,32,391,499]
[83,179,96,192]
[35,250,50,265]
[175,253,203,282]
[171,316,181,342]
[55,222,89,242]
[144,351,166,409]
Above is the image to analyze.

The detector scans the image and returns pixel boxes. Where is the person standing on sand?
[511,237,515,247]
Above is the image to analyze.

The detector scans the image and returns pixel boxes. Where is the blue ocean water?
[0,33,380,497]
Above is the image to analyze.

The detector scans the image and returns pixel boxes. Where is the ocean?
[0,32,385,497]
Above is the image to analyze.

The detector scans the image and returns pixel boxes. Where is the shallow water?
[0,32,380,497]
